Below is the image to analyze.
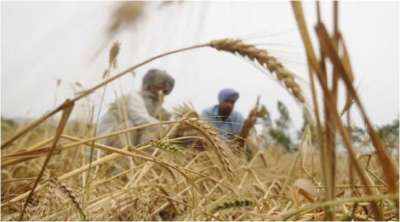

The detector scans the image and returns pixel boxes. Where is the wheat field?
[1,1,399,221]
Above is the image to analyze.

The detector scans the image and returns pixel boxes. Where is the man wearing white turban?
[98,69,175,147]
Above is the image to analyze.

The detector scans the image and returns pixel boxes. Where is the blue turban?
[218,88,239,103]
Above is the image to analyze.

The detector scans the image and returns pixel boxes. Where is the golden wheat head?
[209,38,305,103]
[183,117,235,179]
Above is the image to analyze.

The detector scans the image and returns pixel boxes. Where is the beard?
[219,107,232,117]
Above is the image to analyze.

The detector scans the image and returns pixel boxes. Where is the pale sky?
[1,1,398,130]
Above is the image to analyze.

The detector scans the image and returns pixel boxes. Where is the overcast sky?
[1,1,398,130]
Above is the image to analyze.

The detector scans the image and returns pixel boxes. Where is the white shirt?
[98,91,160,146]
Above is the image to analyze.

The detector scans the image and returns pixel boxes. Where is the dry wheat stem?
[315,23,398,218]
[250,169,268,193]
[84,58,115,208]
[277,193,398,220]
[1,101,70,149]
[2,121,178,167]
[2,152,123,207]
[279,152,301,195]
[198,178,228,206]
[150,184,205,218]
[291,2,385,220]
[18,137,55,155]
[3,137,234,208]
[90,168,138,188]
[124,150,160,189]
[18,101,74,221]
[315,22,398,194]
[315,6,337,218]
[258,180,281,209]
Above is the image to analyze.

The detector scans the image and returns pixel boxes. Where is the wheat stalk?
[209,38,305,103]
[277,193,398,220]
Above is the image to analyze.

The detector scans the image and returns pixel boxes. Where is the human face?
[219,99,235,117]
[148,83,167,97]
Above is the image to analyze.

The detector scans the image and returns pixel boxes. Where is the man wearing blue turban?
[201,88,244,140]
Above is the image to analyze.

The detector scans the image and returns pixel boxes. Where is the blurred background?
[1,1,398,132]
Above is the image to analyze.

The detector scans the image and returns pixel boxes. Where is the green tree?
[267,100,294,151]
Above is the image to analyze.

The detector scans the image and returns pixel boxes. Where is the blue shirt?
[201,105,244,139]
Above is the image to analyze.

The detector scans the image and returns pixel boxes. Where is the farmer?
[98,68,175,147]
[201,88,244,140]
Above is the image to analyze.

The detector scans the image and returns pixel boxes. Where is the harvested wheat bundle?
[209,38,305,103]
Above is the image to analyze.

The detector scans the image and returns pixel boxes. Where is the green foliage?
[264,100,294,151]
[377,119,399,139]
[1,117,19,142]
[351,126,366,143]
[261,115,273,128]
[275,101,291,129]
[345,119,399,149]
[1,117,18,128]
[268,128,293,151]
[376,118,399,148]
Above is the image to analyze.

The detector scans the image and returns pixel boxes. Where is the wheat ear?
[48,177,87,220]
[183,118,235,179]
[209,38,305,103]
[212,198,255,213]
